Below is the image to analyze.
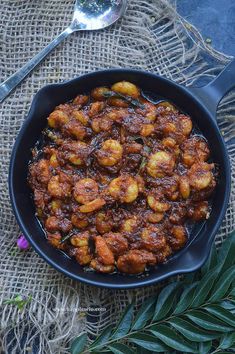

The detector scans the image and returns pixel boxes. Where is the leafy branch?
[70,231,235,354]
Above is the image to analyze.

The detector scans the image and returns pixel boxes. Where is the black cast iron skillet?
[9,60,235,289]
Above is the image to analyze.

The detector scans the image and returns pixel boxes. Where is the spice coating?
[28,81,216,274]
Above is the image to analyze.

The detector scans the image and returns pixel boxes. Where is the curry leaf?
[190,267,219,307]
[168,317,219,342]
[149,324,197,352]
[201,243,217,275]
[185,310,233,332]
[108,343,135,354]
[90,325,113,350]
[204,304,235,327]
[219,332,235,349]
[112,304,134,339]
[217,231,235,273]
[198,341,212,354]
[209,265,235,302]
[128,333,168,352]
[173,283,198,314]
[70,333,87,354]
[153,282,181,321]
[132,297,156,330]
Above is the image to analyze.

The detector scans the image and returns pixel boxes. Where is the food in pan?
[28,81,216,274]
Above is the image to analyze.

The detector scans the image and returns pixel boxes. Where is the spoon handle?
[0,27,73,103]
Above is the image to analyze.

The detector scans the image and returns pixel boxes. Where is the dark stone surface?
[177,0,235,56]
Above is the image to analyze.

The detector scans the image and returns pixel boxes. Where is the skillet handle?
[190,58,235,119]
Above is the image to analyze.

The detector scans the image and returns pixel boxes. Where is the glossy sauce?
[28,81,217,275]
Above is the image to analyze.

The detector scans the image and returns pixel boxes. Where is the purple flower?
[17,234,29,250]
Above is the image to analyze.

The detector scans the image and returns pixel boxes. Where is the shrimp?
[94,235,115,265]
[89,101,105,117]
[117,249,156,274]
[72,110,89,126]
[168,225,187,251]
[111,81,140,98]
[74,246,92,265]
[97,139,123,167]
[179,176,190,199]
[73,178,98,204]
[108,97,129,108]
[188,162,214,190]
[146,151,175,178]
[147,212,164,223]
[48,174,71,199]
[103,232,128,256]
[48,110,69,129]
[181,136,210,167]
[91,116,113,133]
[45,216,72,233]
[63,120,87,140]
[91,87,109,101]
[141,225,167,251]
[71,213,89,229]
[108,175,139,203]
[29,159,51,186]
[147,192,171,213]
[58,140,88,166]
[70,231,90,247]
[121,216,139,233]
[179,114,193,136]
[187,201,209,221]
[47,232,66,250]
[140,124,155,137]
[73,95,89,107]
[96,212,113,234]
[90,259,114,273]
[79,198,106,213]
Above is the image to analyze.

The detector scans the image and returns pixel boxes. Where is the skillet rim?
[8,68,231,289]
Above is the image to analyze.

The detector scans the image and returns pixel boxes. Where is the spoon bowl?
[72,0,127,31]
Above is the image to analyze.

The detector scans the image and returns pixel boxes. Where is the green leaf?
[213,352,235,354]
[217,232,235,273]
[90,324,113,349]
[174,283,198,315]
[169,317,219,342]
[149,324,197,353]
[153,282,181,321]
[219,332,235,349]
[221,300,235,313]
[108,343,135,354]
[185,310,233,332]
[128,333,168,352]
[201,243,218,275]
[70,333,87,354]
[210,265,235,302]
[112,304,134,339]
[198,341,212,354]
[132,297,156,330]
[3,294,32,311]
[190,267,219,307]
[205,305,235,327]
[136,348,152,354]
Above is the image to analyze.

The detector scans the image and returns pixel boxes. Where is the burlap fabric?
[0,1,234,353]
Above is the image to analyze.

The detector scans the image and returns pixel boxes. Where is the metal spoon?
[0,0,127,103]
